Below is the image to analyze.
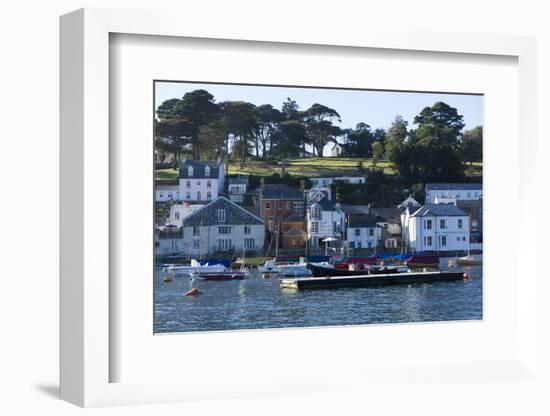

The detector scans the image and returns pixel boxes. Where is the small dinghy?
[193,271,245,281]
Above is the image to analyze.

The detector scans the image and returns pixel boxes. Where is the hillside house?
[179,160,225,202]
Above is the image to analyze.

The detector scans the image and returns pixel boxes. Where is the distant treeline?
[155,89,482,187]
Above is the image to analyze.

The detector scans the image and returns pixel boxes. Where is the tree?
[271,120,306,159]
[413,101,465,147]
[384,115,408,160]
[461,126,483,165]
[344,122,375,157]
[371,141,385,168]
[304,104,342,157]
[219,101,257,169]
[390,102,466,185]
[251,104,284,159]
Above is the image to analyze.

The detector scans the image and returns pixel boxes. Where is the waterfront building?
[306,195,346,249]
[370,207,403,249]
[345,214,384,250]
[281,213,307,249]
[425,183,482,204]
[181,197,264,257]
[155,225,183,256]
[403,204,470,252]
[178,159,225,202]
[259,181,305,233]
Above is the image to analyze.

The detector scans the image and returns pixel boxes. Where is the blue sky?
[155,81,483,155]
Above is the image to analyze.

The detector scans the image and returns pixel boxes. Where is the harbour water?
[154,257,482,334]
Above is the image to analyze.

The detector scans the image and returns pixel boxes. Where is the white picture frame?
[60,8,538,407]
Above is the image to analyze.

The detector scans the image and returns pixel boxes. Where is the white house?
[425,183,482,204]
[346,214,384,250]
[168,202,206,226]
[181,197,264,257]
[179,160,225,202]
[306,196,346,248]
[155,184,180,202]
[330,143,343,157]
[227,176,249,204]
[403,204,470,252]
[309,176,367,200]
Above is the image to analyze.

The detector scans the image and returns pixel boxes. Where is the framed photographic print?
[60,8,538,408]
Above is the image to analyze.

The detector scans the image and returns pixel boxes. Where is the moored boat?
[456,254,482,266]
[193,271,245,281]
[405,255,439,268]
[162,259,226,275]
[258,259,280,274]
[307,262,408,277]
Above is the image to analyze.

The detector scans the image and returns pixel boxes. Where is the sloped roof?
[179,160,221,179]
[340,204,370,215]
[182,197,264,227]
[425,183,482,191]
[411,203,468,217]
[370,208,402,222]
[397,196,420,209]
[284,226,307,237]
[261,184,304,200]
[314,196,336,211]
[282,213,305,223]
[347,214,385,228]
[228,176,249,185]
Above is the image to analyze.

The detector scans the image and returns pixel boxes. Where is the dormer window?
[188,166,194,177]
[311,205,321,220]
[205,166,210,177]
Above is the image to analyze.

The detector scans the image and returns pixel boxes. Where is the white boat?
[278,260,311,277]
[162,259,226,275]
[456,254,482,266]
[258,260,280,274]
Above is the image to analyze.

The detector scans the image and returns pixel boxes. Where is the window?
[424,236,432,246]
[425,219,432,230]
[265,202,271,210]
[441,236,447,246]
[440,219,446,229]
[333,222,339,233]
[244,238,255,250]
[293,202,304,213]
[175,212,180,220]
[311,221,319,233]
[218,239,231,251]
[205,166,210,177]
[462,236,466,241]
[192,239,200,249]
[217,209,226,223]
[311,206,321,220]
[287,201,291,209]
[278,201,283,209]
[186,180,191,188]
[458,219,463,229]
[207,180,212,188]
[167,193,172,199]
[457,236,461,241]
[467,192,471,198]
[244,225,251,235]
[355,228,360,237]
[186,192,191,199]
[192,226,200,236]
[357,242,362,249]
[197,181,201,186]
[368,228,374,237]
[218,226,231,234]
[207,191,212,200]
[350,242,355,249]
[188,166,193,177]
[197,191,201,201]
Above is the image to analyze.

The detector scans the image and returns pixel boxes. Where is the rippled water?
[154,257,482,333]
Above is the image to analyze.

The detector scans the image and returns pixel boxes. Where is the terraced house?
[181,197,264,257]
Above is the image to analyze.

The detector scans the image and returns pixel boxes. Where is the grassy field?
[156,157,395,184]
[155,157,482,184]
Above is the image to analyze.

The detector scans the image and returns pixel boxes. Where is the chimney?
[300,179,305,192]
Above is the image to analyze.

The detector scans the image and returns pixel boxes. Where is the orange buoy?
[463,272,469,281]
[184,288,201,296]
